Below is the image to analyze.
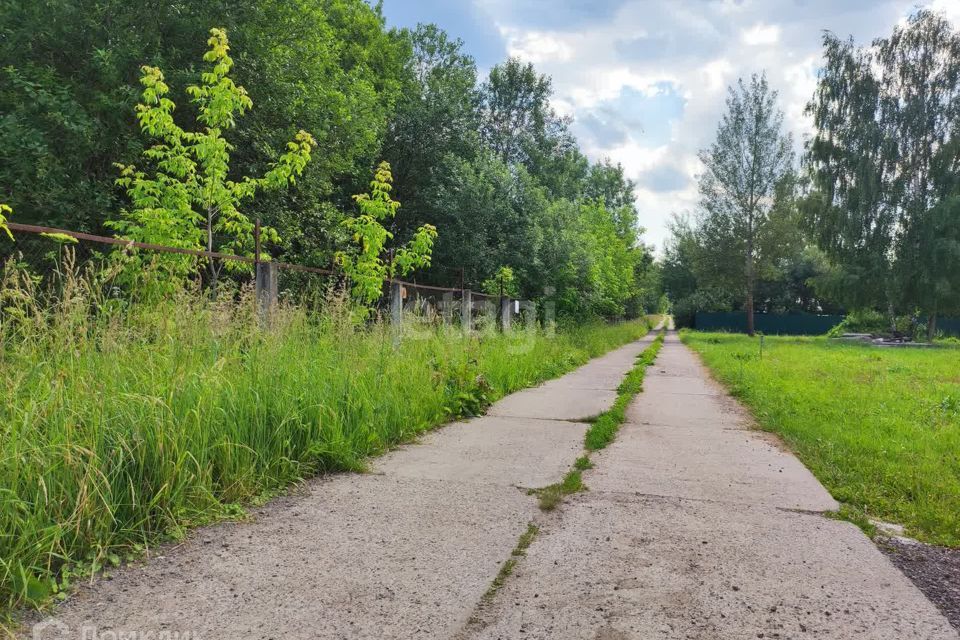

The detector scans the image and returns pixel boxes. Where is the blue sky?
[381,0,960,252]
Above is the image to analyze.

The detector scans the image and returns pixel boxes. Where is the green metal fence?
[694,312,960,337]
[694,312,844,335]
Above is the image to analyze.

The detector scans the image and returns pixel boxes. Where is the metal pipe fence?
[1,221,529,331]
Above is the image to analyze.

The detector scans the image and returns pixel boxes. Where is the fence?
[694,312,845,335]
[694,311,960,337]
[1,221,529,331]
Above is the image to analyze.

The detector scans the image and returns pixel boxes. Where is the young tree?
[697,73,794,335]
[111,28,316,290]
[336,162,437,307]
[0,204,12,241]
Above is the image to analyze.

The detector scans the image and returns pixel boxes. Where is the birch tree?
[697,73,794,336]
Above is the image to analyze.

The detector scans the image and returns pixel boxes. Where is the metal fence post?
[256,261,278,323]
[461,289,473,332]
[390,281,403,326]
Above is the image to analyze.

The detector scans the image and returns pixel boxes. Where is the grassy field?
[0,269,650,613]
[682,332,960,547]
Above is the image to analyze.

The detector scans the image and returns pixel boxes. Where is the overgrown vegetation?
[683,332,960,547]
[0,257,649,613]
[110,28,315,292]
[0,5,660,321]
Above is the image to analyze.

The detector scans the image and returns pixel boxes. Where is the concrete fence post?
[461,289,473,332]
[390,281,403,326]
[500,297,512,332]
[441,291,455,327]
[255,261,278,323]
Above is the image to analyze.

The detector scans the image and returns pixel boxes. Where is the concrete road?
[466,332,957,640]
[24,332,658,640]
[25,329,956,640]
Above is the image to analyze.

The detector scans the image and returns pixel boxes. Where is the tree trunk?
[745,237,755,337]
[927,311,937,342]
[207,206,218,297]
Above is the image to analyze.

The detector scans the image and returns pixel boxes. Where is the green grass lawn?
[682,332,960,547]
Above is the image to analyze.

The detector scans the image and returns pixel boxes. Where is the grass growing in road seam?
[682,332,960,547]
[584,332,665,451]
[536,470,585,511]
[484,523,540,600]
[535,332,665,511]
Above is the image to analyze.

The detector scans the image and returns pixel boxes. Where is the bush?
[826,309,917,338]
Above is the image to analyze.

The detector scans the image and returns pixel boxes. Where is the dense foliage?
[0,1,657,320]
[805,10,960,338]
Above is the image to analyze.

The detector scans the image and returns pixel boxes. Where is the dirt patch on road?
[880,537,960,631]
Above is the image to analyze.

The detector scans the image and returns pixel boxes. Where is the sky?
[380,0,960,252]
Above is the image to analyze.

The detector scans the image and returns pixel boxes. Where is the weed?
[585,333,664,451]
[536,470,585,511]
[485,523,539,600]
[573,456,594,471]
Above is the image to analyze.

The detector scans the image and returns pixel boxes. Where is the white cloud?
[467,0,948,253]
[502,28,575,63]
[741,22,781,46]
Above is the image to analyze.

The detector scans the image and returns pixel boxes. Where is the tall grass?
[683,332,960,547]
[0,259,649,612]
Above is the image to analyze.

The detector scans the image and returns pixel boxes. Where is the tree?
[479,58,552,167]
[697,73,794,336]
[111,28,316,290]
[583,159,640,242]
[0,0,405,270]
[0,204,12,241]
[381,24,480,254]
[383,24,479,208]
[878,11,960,338]
[805,11,960,338]
[335,162,437,307]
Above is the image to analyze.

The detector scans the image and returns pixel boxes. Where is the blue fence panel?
[694,312,844,335]
[932,317,960,337]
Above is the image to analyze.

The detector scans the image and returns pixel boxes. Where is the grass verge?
[0,265,650,615]
[682,331,960,547]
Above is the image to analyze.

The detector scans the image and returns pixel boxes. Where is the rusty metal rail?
[4,221,494,295]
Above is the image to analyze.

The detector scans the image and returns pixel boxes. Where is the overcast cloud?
[382,0,960,252]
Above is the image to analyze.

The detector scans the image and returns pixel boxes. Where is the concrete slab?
[374,416,588,487]
[588,423,839,511]
[468,493,958,640]
[526,337,657,392]
[488,386,618,421]
[625,389,749,429]
[537,365,634,391]
[641,373,722,396]
[38,474,534,640]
